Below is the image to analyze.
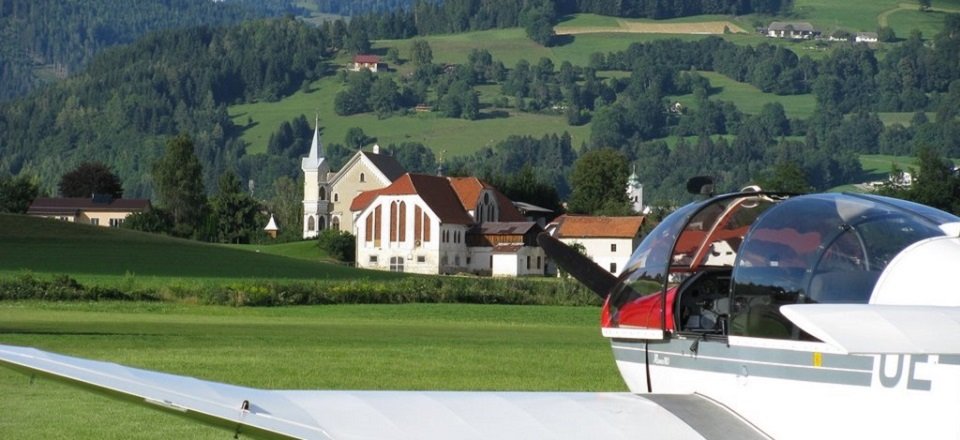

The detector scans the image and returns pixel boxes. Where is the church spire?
[308,114,324,160]
[301,114,326,171]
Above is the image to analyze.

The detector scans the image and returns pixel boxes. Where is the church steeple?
[626,165,644,214]
[302,115,330,239]
[301,115,325,171]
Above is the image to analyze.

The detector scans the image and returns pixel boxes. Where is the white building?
[626,168,644,214]
[547,215,645,276]
[352,173,545,276]
[855,32,879,43]
[301,120,405,238]
[766,22,818,39]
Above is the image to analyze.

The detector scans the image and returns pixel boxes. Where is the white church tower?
[302,117,331,238]
[626,166,644,214]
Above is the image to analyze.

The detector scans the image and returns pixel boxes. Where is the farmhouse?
[351,54,384,72]
[766,22,818,40]
[302,121,405,238]
[352,173,547,276]
[547,215,645,276]
[856,32,879,43]
[27,195,150,227]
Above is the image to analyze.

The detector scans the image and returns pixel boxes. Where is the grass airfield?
[0,302,619,439]
[0,215,614,437]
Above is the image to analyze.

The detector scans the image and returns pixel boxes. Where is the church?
[300,120,405,239]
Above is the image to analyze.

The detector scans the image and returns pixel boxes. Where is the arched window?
[365,214,373,242]
[307,216,315,231]
[360,172,366,183]
[319,187,326,201]
[398,201,407,242]
[374,205,382,245]
[389,202,398,242]
[318,217,326,231]
[331,216,341,231]
[334,193,339,202]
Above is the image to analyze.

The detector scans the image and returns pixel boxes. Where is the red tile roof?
[351,174,474,225]
[27,197,151,216]
[447,177,525,222]
[553,215,645,239]
[353,54,381,64]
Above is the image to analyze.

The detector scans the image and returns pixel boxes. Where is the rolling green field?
[0,301,620,439]
[231,74,591,156]
[227,239,333,262]
[0,214,397,288]
[228,2,959,158]
[671,71,817,119]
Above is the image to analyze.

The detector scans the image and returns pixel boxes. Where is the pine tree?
[153,134,207,237]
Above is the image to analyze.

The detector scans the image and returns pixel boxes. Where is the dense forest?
[0,17,331,197]
[0,0,299,100]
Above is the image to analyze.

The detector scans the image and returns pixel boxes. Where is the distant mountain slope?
[0,17,331,198]
[0,0,300,101]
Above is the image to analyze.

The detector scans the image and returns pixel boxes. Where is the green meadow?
[0,301,620,439]
[0,214,398,289]
[671,71,817,119]
[228,2,960,158]
[231,74,592,156]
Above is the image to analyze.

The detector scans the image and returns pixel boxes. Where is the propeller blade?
[537,232,619,299]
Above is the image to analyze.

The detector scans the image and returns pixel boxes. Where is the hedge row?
[0,274,603,307]
[0,274,159,301]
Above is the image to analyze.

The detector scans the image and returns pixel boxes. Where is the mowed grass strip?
[0,301,622,440]
[0,214,395,282]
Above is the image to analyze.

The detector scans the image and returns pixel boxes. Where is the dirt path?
[878,2,960,27]
[556,20,746,35]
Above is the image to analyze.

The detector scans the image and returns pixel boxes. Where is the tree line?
[0,0,299,101]
[0,17,331,200]
[350,0,792,46]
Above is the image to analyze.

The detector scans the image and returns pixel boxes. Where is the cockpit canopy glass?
[606,193,782,329]
[729,193,958,338]
[603,191,960,336]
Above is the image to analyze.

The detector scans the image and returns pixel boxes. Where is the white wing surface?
[0,344,766,440]
[781,304,960,354]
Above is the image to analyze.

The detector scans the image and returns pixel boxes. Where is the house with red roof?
[547,215,645,276]
[351,54,384,72]
[351,173,546,276]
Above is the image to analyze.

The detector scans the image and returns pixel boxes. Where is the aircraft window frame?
[607,191,792,333]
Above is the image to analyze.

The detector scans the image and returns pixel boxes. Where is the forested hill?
[0,17,330,197]
[0,0,300,101]
[309,0,791,19]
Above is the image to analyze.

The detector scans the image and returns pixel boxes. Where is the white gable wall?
[560,237,637,276]
[355,195,475,275]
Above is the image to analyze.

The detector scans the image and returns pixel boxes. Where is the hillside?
[2,0,959,207]
[0,214,390,282]
[0,0,299,101]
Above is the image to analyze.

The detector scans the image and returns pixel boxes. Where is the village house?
[766,22,818,40]
[351,173,546,276]
[351,54,384,72]
[547,215,645,276]
[856,32,879,43]
[301,120,406,238]
[27,195,150,228]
